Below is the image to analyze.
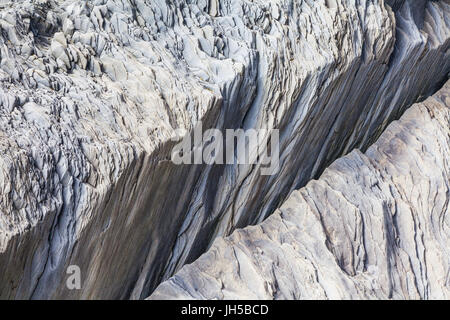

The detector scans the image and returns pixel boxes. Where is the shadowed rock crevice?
[150,81,450,299]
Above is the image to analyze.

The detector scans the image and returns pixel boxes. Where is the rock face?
[150,80,450,300]
[0,0,448,299]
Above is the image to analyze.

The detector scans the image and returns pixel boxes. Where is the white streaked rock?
[0,0,448,299]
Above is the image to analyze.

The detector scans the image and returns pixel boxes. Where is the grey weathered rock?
[150,80,450,300]
[0,0,448,299]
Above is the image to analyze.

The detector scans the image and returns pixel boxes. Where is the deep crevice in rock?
[0,0,448,300]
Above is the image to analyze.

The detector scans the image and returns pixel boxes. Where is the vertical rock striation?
[150,80,450,300]
[0,0,448,299]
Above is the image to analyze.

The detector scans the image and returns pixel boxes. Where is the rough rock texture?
[0,0,449,299]
[150,80,450,300]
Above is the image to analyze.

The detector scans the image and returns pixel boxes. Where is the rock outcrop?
[151,80,450,300]
[0,0,449,299]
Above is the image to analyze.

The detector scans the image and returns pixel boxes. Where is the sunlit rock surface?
[151,80,450,300]
[0,0,448,299]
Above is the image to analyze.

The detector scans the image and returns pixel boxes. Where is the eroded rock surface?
[0,0,448,299]
[151,80,450,300]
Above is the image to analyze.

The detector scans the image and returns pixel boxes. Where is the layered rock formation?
[0,0,448,299]
[151,80,450,300]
